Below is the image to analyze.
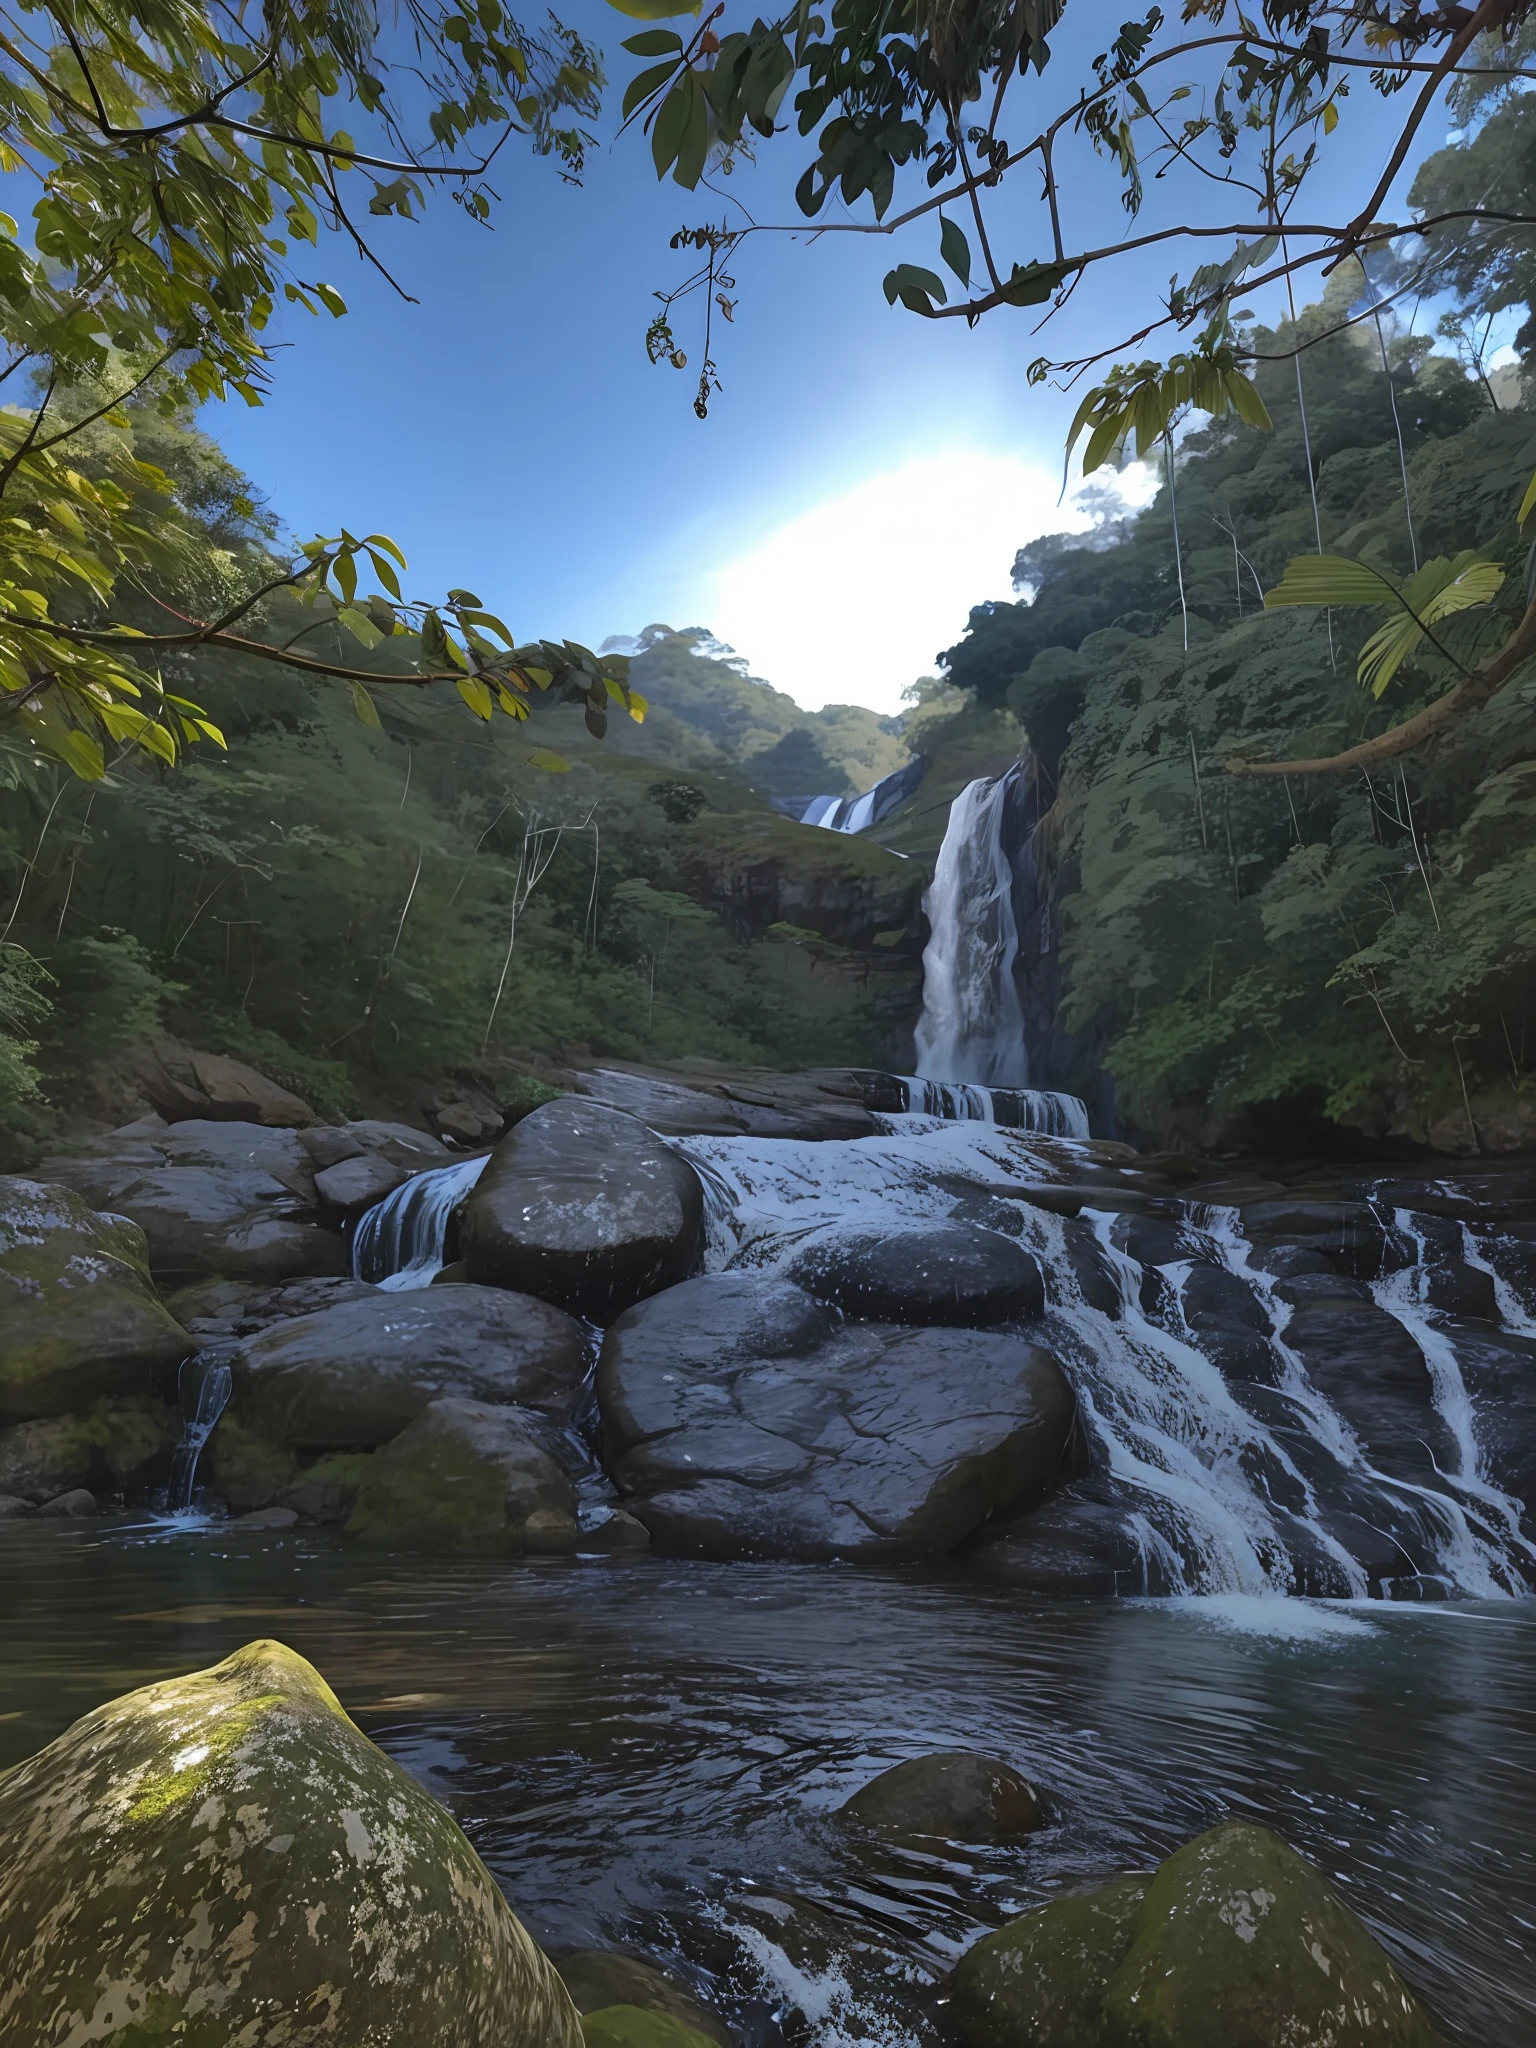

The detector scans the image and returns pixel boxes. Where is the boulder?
[461,1099,703,1321]
[841,1753,1043,1843]
[950,1873,1150,2048]
[581,2010,720,2048]
[347,1398,579,1552]
[784,1224,1045,1326]
[38,1121,345,1284]
[0,1639,581,2046]
[1100,1821,1441,2047]
[964,1484,1159,1598]
[1281,1301,1454,1483]
[576,1504,652,1553]
[313,1153,412,1216]
[300,1119,453,1176]
[597,1273,1078,1562]
[0,1494,35,1517]
[949,1823,1441,2048]
[37,1486,98,1516]
[0,1414,91,1502]
[0,1178,191,1422]
[557,1951,731,2047]
[1240,1200,1403,1282]
[227,1286,589,1451]
[119,1036,315,1127]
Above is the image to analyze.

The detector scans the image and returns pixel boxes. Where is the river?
[4,1520,1533,2046]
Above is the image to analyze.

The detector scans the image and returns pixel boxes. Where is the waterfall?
[351,1153,488,1290]
[913,766,1031,1089]
[897,1077,1089,1138]
[167,1349,233,1512]
[774,758,925,835]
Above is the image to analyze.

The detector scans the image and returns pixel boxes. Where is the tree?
[620,0,1536,771]
[0,0,642,782]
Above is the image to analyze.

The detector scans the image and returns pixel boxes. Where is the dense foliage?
[0,412,921,1146]
[938,277,1536,1144]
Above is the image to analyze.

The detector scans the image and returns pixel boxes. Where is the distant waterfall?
[914,764,1032,1089]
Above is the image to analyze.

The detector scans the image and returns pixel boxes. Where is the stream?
[3,1522,1534,2046]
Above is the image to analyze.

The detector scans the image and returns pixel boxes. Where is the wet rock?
[279,1451,374,1524]
[950,1872,1150,2048]
[1435,1320,1536,1515]
[1241,1200,1403,1282]
[313,1152,412,1216]
[0,1178,191,1422]
[232,1504,299,1528]
[1419,1259,1498,1320]
[1252,1244,1334,1281]
[0,1415,91,1502]
[119,1036,315,1126]
[1100,1821,1441,2047]
[228,1286,591,1450]
[1282,1301,1453,1483]
[38,1120,346,1283]
[581,2008,720,2048]
[1272,1272,1372,1309]
[166,1273,379,1340]
[37,1487,97,1516]
[598,1272,1078,1562]
[963,1483,1159,1598]
[431,1259,470,1285]
[348,1397,578,1553]
[0,1493,35,1517]
[0,1639,581,2046]
[785,1223,1044,1326]
[203,1413,300,1512]
[577,1504,652,1553]
[1060,1218,1125,1315]
[461,1098,703,1320]
[841,1753,1043,1843]
[1177,1267,1278,1385]
[557,1951,731,2047]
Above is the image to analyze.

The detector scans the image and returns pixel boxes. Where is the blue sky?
[200,6,1463,714]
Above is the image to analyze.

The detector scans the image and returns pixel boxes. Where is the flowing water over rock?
[352,1152,488,1290]
[914,768,1031,1089]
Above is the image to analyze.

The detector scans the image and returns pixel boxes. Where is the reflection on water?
[2,1522,1533,2046]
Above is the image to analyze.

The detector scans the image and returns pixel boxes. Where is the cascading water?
[671,1121,1536,1602]
[897,1076,1088,1136]
[167,1349,233,1512]
[913,766,1031,1089]
[351,1152,488,1290]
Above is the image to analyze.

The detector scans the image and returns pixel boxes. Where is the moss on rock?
[347,1397,577,1552]
[0,1177,191,1422]
[950,1875,1149,2048]
[204,1411,299,1511]
[1101,1822,1442,2048]
[0,1638,581,2046]
[581,2006,722,2048]
[558,1952,731,2047]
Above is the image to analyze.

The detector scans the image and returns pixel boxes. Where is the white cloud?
[702,448,1155,714]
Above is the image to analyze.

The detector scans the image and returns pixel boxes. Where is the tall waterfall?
[914,764,1032,1088]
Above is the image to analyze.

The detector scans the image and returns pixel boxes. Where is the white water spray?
[913,767,1031,1089]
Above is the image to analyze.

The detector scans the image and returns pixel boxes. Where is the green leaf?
[1357,553,1505,698]
[339,605,384,649]
[312,283,347,318]
[456,674,494,719]
[351,681,382,727]
[939,215,971,287]
[1264,555,1406,610]
[623,29,684,53]
[882,263,947,314]
[1519,464,1536,530]
[603,0,699,17]
[624,58,681,121]
[528,747,572,771]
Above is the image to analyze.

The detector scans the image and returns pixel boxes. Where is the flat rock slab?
[783,1223,1044,1326]
[0,1177,191,1421]
[38,1120,344,1283]
[597,1272,1078,1562]
[462,1098,703,1321]
[228,1286,591,1450]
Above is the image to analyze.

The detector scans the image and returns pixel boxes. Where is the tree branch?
[1224,596,1536,779]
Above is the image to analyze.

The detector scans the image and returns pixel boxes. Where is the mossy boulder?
[203,1411,300,1511]
[1101,1822,1442,2047]
[0,1638,581,2047]
[0,1177,191,1422]
[581,2007,721,2048]
[948,1824,1442,2048]
[950,1875,1150,2048]
[347,1397,579,1552]
[0,1397,174,1503]
[558,1952,730,2047]
[841,1752,1044,1843]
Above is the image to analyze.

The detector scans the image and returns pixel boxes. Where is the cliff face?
[677,809,927,1070]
